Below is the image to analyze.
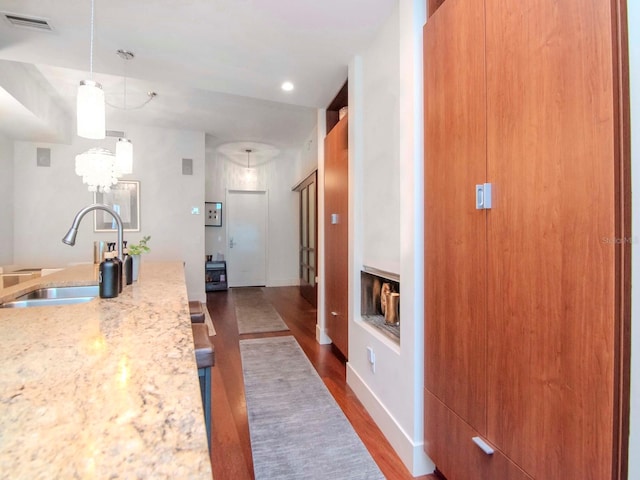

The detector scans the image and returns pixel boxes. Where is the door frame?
[613,1,631,478]
[293,171,318,306]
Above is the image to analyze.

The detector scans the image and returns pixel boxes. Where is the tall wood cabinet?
[324,115,349,358]
[423,0,628,479]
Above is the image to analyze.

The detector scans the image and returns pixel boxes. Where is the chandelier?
[75,148,121,192]
[75,49,158,192]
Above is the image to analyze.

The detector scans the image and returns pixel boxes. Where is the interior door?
[226,190,267,287]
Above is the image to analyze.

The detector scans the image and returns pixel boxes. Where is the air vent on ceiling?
[3,12,53,31]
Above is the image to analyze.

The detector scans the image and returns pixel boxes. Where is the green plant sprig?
[128,235,151,255]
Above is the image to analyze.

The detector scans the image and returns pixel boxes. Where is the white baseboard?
[347,364,435,476]
[266,277,300,287]
[316,324,332,344]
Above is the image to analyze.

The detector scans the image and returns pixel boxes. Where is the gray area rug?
[240,336,385,480]
[233,287,289,334]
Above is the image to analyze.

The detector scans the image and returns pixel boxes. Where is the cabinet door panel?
[485,0,617,477]
[424,0,487,432]
[324,116,349,358]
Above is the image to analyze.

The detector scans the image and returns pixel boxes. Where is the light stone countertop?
[0,262,212,479]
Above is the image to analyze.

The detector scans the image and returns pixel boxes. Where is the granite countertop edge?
[0,262,212,479]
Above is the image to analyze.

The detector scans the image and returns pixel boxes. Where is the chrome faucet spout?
[62,203,124,262]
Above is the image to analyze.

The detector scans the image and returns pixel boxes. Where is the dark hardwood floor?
[205,286,439,480]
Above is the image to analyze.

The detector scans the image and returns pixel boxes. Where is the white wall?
[266,149,300,286]
[346,1,432,475]
[361,8,401,274]
[0,60,72,143]
[205,146,300,287]
[296,125,319,183]
[628,1,639,477]
[204,143,227,260]
[314,110,331,344]
[12,124,206,301]
[0,133,14,265]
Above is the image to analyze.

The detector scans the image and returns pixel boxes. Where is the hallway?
[206,286,436,480]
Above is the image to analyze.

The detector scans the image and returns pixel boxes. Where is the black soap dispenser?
[99,247,119,298]
[109,242,123,293]
[123,240,133,286]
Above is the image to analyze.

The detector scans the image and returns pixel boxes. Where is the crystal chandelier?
[75,148,121,192]
[77,0,105,139]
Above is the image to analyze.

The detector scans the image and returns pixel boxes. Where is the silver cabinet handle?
[330,311,338,316]
[472,436,494,455]
[475,183,493,210]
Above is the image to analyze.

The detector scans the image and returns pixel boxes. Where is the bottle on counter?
[99,249,119,298]
[108,242,123,293]
[123,240,133,286]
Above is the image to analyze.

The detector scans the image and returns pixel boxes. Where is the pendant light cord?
[89,0,95,79]
[123,57,127,110]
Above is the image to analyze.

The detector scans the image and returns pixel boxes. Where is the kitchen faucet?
[62,203,123,262]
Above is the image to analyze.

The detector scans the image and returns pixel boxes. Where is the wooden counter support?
[191,322,215,451]
[189,300,205,323]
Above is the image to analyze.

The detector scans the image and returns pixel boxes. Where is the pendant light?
[115,138,133,174]
[77,0,105,139]
[114,49,134,175]
[244,149,256,182]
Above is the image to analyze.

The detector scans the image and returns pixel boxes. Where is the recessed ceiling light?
[281,81,294,92]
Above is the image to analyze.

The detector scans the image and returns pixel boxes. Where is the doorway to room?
[293,171,317,306]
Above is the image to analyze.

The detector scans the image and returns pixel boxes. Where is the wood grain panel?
[423,0,487,432]
[425,389,532,480]
[324,115,349,358]
[485,0,618,477]
[427,0,446,19]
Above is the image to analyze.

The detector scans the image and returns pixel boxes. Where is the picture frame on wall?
[94,180,140,232]
[205,202,222,227]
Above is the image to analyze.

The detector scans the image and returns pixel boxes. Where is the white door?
[226,190,267,287]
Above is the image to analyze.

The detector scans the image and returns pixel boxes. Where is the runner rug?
[239,336,384,480]
[233,287,289,334]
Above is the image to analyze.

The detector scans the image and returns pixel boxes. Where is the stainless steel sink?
[1,285,99,308]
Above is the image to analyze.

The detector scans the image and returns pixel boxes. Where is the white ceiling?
[0,0,396,148]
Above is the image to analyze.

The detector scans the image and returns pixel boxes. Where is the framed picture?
[94,180,140,232]
[205,202,222,227]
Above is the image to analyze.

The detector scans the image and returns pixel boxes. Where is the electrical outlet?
[366,346,375,373]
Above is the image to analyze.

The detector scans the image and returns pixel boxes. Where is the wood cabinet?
[324,114,349,358]
[424,0,628,478]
